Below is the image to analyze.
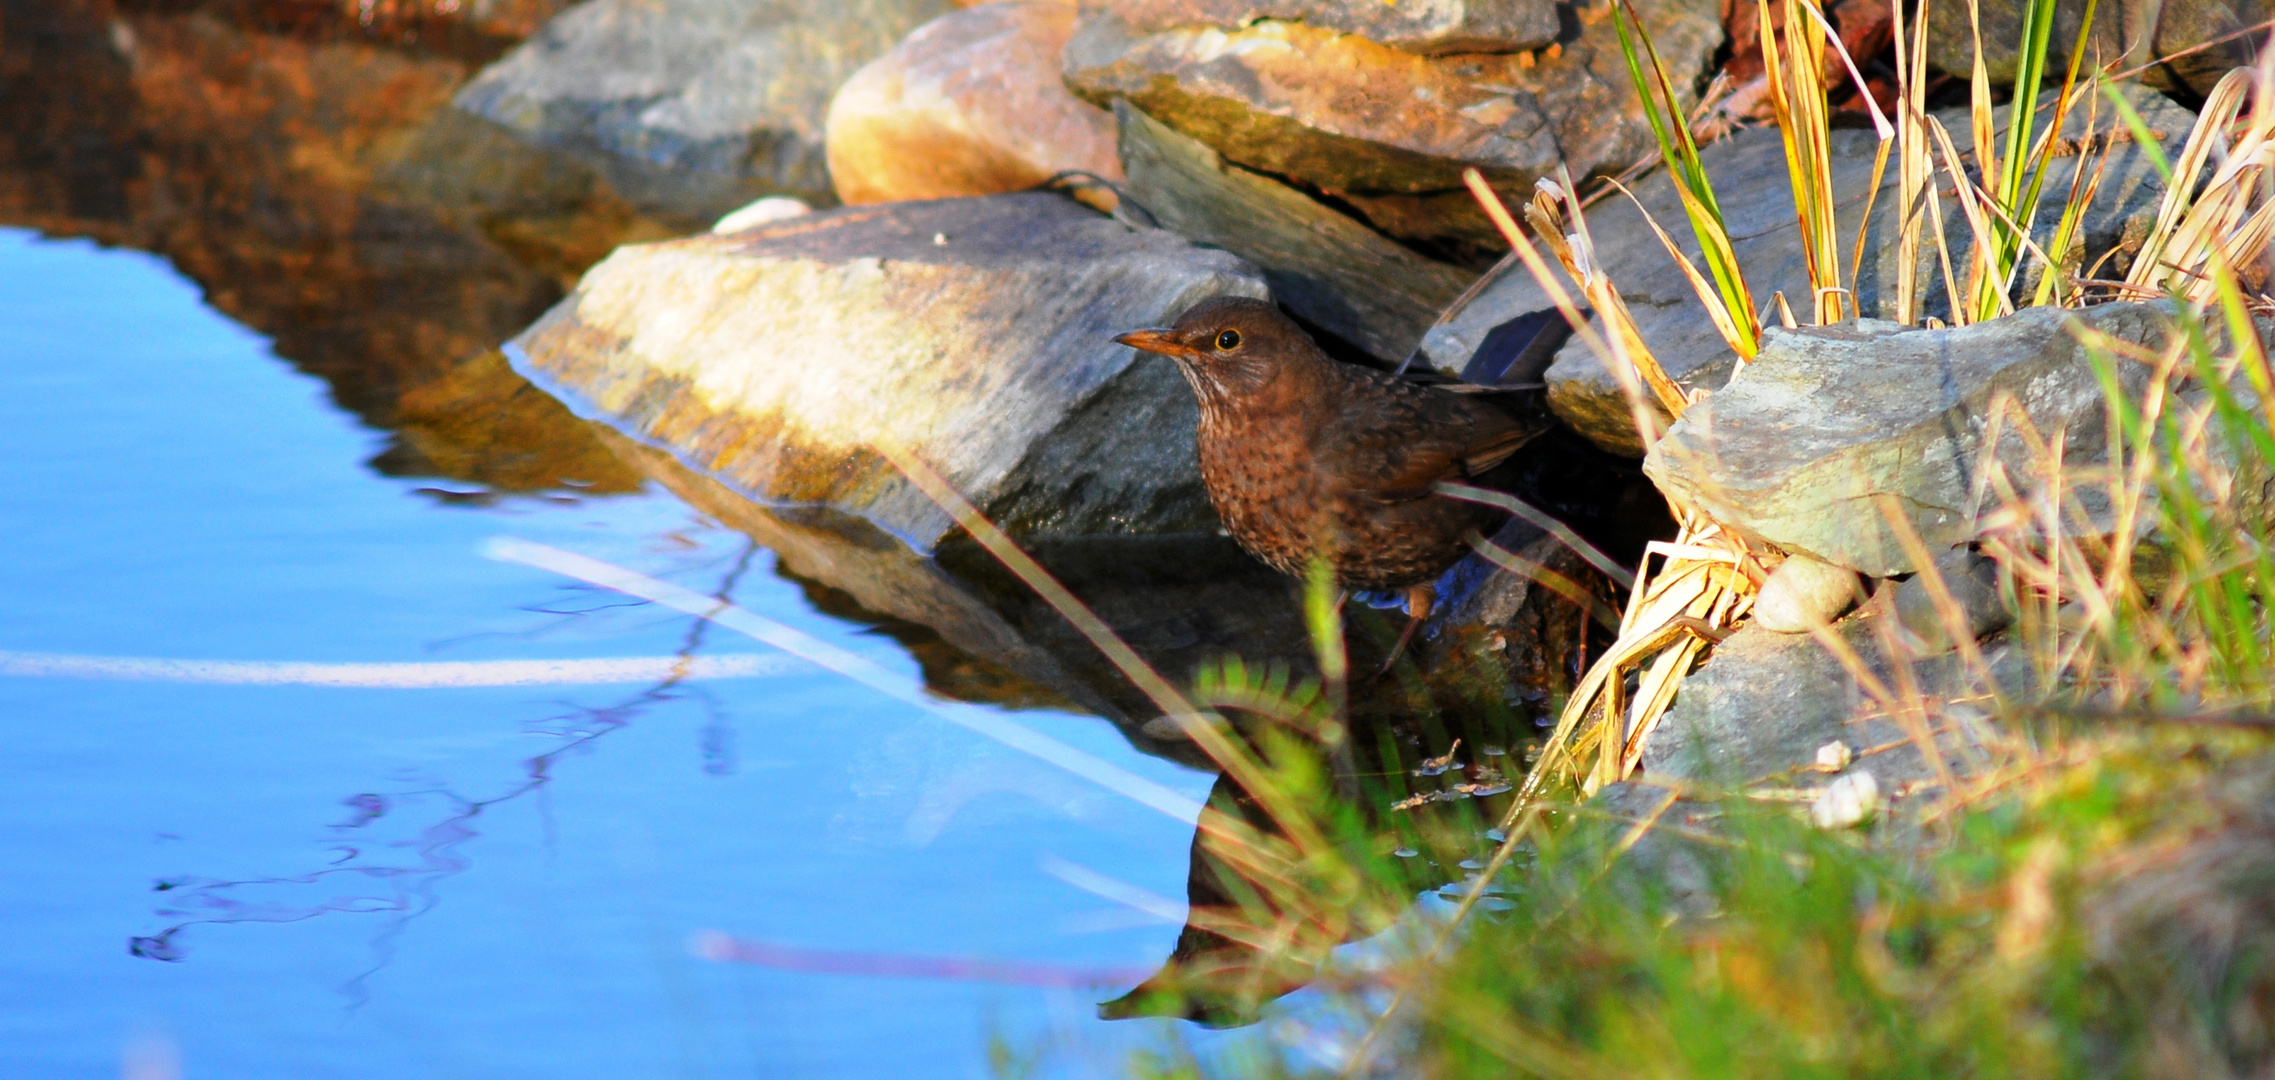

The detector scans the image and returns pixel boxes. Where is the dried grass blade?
[1437,481,1637,589]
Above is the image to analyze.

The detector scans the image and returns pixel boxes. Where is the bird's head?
[1114,296,1319,399]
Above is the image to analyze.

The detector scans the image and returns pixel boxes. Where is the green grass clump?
[1415,725,2275,1080]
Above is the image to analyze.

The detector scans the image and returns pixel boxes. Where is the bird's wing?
[1323,370,1538,501]
[1456,421,1539,477]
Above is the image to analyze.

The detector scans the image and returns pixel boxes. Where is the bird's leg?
[1376,584,1435,676]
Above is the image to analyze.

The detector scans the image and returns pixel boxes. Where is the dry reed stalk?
[1466,175,1767,807]
[1759,0,1845,323]
[1891,0,1935,324]
[2123,66,2275,304]
[1612,0,1762,358]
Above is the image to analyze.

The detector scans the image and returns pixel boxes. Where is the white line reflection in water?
[1040,854,1187,925]
[485,537,1209,824]
[0,650,799,687]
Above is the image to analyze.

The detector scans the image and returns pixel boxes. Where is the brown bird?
[1116,296,1543,669]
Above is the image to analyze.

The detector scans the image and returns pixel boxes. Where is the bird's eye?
[1215,329,1242,350]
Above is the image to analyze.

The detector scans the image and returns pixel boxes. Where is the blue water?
[0,229,1228,1077]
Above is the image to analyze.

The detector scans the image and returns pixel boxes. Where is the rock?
[506,191,1268,551]
[713,196,811,232]
[1087,0,1560,55]
[1809,770,1879,829]
[1115,101,1474,362]
[1893,547,2010,651]
[1927,0,2269,100]
[454,0,951,221]
[1418,86,2197,455]
[825,3,1121,205]
[1641,591,2009,793]
[1062,0,1722,243]
[1751,553,1861,633]
[1643,304,2175,577]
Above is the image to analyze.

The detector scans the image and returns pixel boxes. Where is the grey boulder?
[1892,546,2011,652]
[1641,304,2173,578]
[455,0,950,222]
[506,192,1268,551]
[1641,592,2009,798]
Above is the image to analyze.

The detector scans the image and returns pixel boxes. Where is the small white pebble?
[933,232,949,245]
[1811,771,1880,830]
[1815,740,1853,772]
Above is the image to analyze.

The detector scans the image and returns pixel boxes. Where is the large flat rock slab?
[507,192,1268,550]
[1418,86,2196,455]
[1642,304,2172,576]
[455,0,950,220]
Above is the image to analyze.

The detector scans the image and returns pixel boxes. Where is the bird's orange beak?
[1114,328,1191,357]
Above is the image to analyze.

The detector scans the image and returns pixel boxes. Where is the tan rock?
[1751,553,1860,634]
[826,3,1121,205]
